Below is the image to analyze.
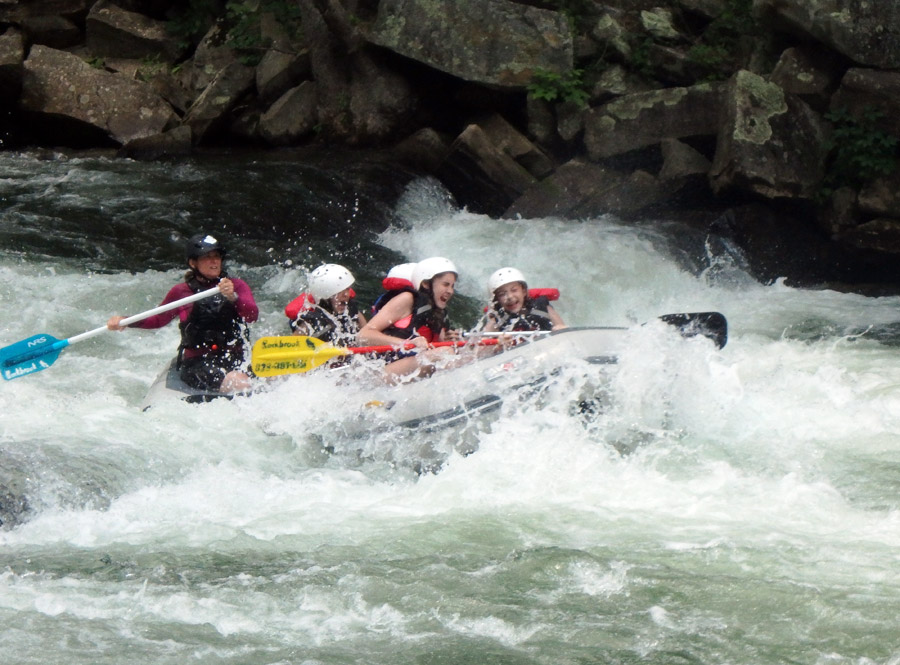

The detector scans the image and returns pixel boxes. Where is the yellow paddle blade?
[251,336,349,377]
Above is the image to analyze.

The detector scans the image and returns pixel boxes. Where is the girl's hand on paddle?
[107,316,127,331]
[405,336,430,352]
[218,277,237,302]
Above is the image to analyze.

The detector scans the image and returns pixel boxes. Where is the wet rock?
[478,113,555,179]
[0,0,91,23]
[830,69,900,137]
[392,127,452,173]
[18,14,81,49]
[259,81,318,146]
[21,45,178,145]
[368,0,573,87]
[190,24,241,94]
[584,83,723,160]
[756,0,900,69]
[298,0,414,143]
[256,11,310,106]
[503,158,670,221]
[709,70,829,201]
[183,61,255,143]
[859,173,900,218]
[118,124,192,159]
[0,27,24,98]
[436,123,537,216]
[86,0,183,63]
[769,46,838,105]
[836,218,900,255]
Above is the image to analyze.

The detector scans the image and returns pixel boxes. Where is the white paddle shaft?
[66,286,222,346]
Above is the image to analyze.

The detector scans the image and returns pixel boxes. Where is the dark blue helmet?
[186,233,226,261]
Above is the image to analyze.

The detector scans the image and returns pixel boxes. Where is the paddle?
[252,311,726,378]
[658,311,727,349]
[0,286,222,381]
[468,312,727,348]
[252,336,498,377]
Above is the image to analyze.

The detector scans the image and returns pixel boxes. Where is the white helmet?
[488,267,527,296]
[412,257,457,290]
[308,263,354,301]
[386,262,417,282]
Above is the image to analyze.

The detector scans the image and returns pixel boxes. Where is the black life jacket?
[383,290,446,343]
[489,295,554,332]
[371,286,414,316]
[179,276,248,355]
[294,299,360,347]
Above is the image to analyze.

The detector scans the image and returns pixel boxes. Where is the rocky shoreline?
[2,0,900,292]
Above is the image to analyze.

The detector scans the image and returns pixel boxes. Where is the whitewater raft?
[141,314,727,429]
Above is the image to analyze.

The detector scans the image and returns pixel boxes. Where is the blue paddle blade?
[0,334,65,381]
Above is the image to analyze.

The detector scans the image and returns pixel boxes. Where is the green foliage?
[166,0,302,64]
[705,0,759,42]
[226,0,302,66]
[686,43,731,81]
[85,56,106,69]
[819,106,899,199]
[688,0,760,79]
[527,69,590,108]
[540,0,597,32]
[167,0,221,49]
[629,36,655,78]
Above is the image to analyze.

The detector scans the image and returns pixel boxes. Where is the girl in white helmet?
[370,262,417,317]
[483,267,566,333]
[358,256,460,380]
[285,264,367,347]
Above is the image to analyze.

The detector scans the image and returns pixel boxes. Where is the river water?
[1,150,898,665]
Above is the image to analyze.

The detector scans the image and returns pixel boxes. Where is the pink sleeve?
[232,278,259,323]
[129,283,194,329]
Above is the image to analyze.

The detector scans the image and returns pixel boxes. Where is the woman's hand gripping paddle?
[251,336,499,378]
[0,286,222,381]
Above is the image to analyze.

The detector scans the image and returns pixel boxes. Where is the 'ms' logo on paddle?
[27,336,48,347]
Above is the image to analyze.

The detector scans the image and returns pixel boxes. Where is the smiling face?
[329,287,352,314]
[494,281,527,314]
[189,250,223,280]
[426,271,456,310]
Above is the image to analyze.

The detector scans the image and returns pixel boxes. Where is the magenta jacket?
[131,279,258,338]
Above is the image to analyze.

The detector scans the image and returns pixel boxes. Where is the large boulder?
[258,81,318,146]
[709,70,829,200]
[182,61,255,143]
[368,0,573,87]
[754,0,900,69]
[256,10,310,105]
[0,27,24,98]
[18,15,82,49]
[436,123,538,216]
[296,0,415,143]
[85,0,183,63]
[584,83,723,160]
[830,69,900,137]
[190,24,242,94]
[0,0,90,22]
[20,45,178,145]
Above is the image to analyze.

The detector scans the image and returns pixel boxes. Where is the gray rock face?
[21,45,178,144]
[259,81,318,146]
[755,0,900,69]
[0,27,24,97]
[368,0,573,87]
[709,70,829,200]
[584,83,724,160]
[182,61,256,143]
[86,0,183,63]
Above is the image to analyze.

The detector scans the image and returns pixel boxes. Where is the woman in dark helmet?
[107,233,259,393]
